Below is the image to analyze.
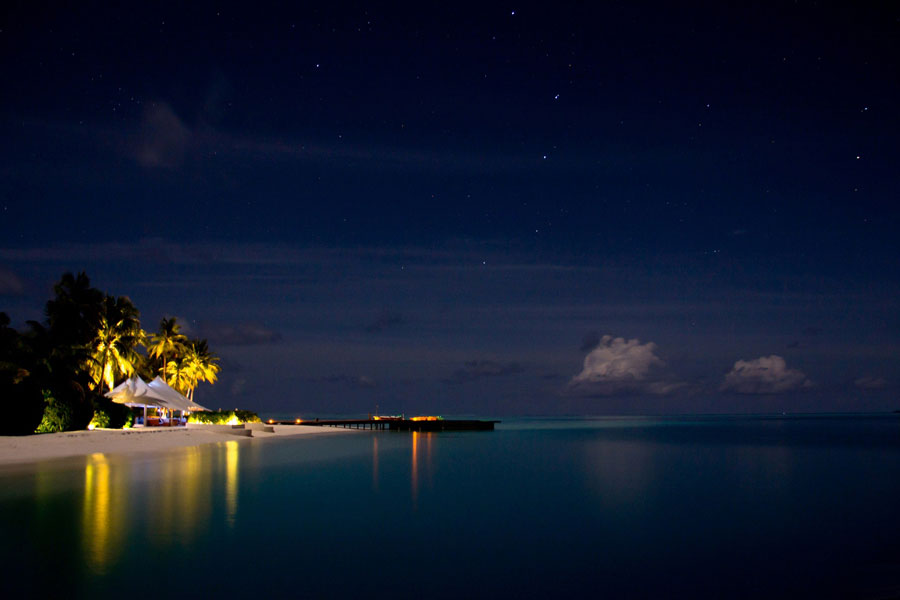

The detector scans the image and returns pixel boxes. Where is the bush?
[35,381,93,433]
[0,377,46,436]
[68,383,94,431]
[36,389,73,433]
[188,409,261,425]
[90,396,134,429]
[89,409,110,429]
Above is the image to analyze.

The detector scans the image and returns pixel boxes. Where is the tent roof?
[147,377,210,412]
[104,377,162,407]
[105,377,209,412]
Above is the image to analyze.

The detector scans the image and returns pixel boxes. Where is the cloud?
[444,360,524,384]
[13,109,709,179]
[567,335,683,396]
[0,266,24,296]
[194,322,282,345]
[0,239,596,271]
[720,355,812,394]
[366,310,404,333]
[0,238,217,265]
[854,376,887,390]
[231,378,247,396]
[318,375,377,389]
[135,103,192,168]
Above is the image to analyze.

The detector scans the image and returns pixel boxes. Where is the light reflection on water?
[224,441,239,527]
[81,453,119,574]
[410,431,436,509]
[410,430,417,504]
[1,417,899,599]
[27,440,246,578]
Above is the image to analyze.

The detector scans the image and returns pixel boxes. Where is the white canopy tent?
[105,376,209,425]
[147,376,210,412]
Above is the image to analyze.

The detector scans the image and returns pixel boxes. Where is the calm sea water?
[1,415,900,599]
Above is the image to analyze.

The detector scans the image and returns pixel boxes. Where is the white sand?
[0,424,355,466]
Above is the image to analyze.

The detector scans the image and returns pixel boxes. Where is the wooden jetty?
[268,418,499,432]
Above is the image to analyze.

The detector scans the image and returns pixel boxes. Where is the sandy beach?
[0,424,355,467]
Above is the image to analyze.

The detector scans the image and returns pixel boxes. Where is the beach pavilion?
[105,376,209,426]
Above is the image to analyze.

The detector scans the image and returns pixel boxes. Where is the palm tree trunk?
[99,344,110,395]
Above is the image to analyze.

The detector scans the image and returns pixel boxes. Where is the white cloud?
[317,374,378,389]
[230,378,247,396]
[195,321,281,345]
[568,335,680,396]
[854,376,887,390]
[573,335,662,382]
[135,103,192,168]
[721,355,811,394]
[444,360,524,384]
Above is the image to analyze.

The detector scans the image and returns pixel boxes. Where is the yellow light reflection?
[411,431,419,506]
[146,445,215,545]
[174,446,207,539]
[426,432,434,487]
[224,440,239,527]
[34,463,56,513]
[82,453,126,573]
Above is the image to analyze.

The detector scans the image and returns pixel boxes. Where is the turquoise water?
[2,416,900,599]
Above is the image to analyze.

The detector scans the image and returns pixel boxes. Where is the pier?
[268,418,499,431]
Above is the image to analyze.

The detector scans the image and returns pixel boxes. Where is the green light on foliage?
[187,410,261,425]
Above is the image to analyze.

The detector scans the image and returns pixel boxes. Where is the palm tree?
[147,317,187,384]
[185,339,220,401]
[164,358,192,396]
[46,272,105,348]
[165,338,220,401]
[45,272,105,379]
[88,295,145,394]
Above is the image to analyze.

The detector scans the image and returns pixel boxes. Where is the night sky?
[1,2,898,416]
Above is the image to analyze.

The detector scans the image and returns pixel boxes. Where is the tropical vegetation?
[187,410,261,425]
[147,317,186,382]
[0,272,223,435]
[163,338,220,401]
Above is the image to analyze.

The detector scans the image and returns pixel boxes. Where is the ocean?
[1,415,899,599]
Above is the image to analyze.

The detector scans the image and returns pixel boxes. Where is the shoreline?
[0,424,356,469]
